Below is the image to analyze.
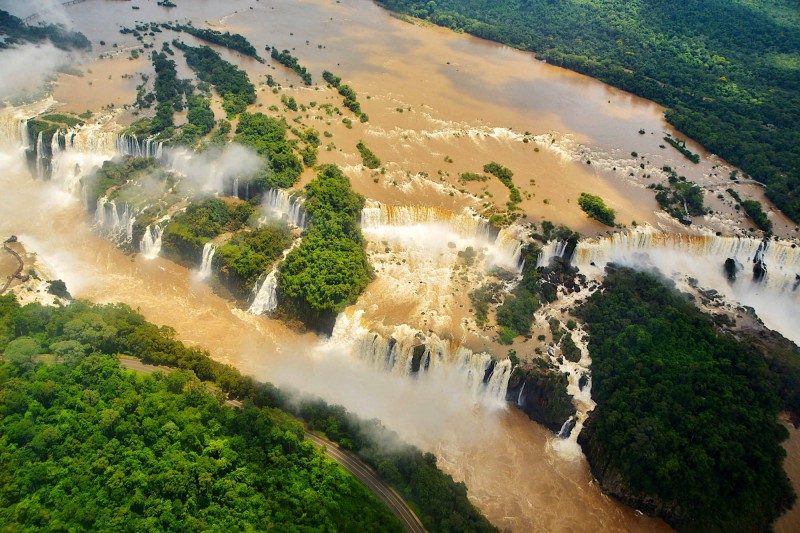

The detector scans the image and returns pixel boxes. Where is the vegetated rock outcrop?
[505,360,574,433]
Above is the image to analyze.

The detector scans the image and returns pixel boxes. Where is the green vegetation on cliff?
[278,165,371,331]
[216,222,293,297]
[0,295,401,531]
[162,198,255,263]
[376,0,800,223]
[495,244,542,343]
[87,157,160,209]
[576,267,795,532]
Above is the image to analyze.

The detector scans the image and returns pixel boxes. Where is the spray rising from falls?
[139,223,165,259]
[539,226,800,342]
[329,310,513,406]
[116,134,163,159]
[360,200,525,271]
[199,242,216,279]
[262,189,306,228]
[93,196,136,244]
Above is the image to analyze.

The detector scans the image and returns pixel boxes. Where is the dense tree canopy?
[0,9,90,50]
[577,267,795,531]
[174,41,256,117]
[378,0,800,222]
[0,296,401,531]
[578,193,615,226]
[0,294,496,532]
[278,165,372,331]
[234,112,303,189]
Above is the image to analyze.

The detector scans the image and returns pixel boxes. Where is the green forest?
[377,0,800,222]
[278,165,372,331]
[577,267,795,531]
[0,9,90,50]
[0,294,495,531]
[0,296,400,531]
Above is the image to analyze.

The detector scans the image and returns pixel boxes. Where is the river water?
[2,0,798,530]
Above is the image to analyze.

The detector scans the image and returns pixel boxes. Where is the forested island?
[377,0,800,222]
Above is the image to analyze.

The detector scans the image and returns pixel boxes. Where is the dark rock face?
[753,260,767,282]
[505,364,574,433]
[723,257,738,281]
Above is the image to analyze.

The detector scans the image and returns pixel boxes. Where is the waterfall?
[557,416,576,439]
[139,224,165,259]
[18,119,30,150]
[249,269,279,314]
[93,196,136,244]
[537,239,570,267]
[493,226,525,271]
[562,227,800,293]
[232,177,240,199]
[361,200,490,240]
[35,131,47,179]
[116,134,163,158]
[517,382,526,406]
[330,310,512,405]
[199,242,216,278]
[248,238,302,315]
[263,188,307,228]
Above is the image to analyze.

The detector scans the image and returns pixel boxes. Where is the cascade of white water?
[493,226,525,271]
[361,200,490,240]
[50,131,62,158]
[330,310,512,404]
[116,134,163,158]
[263,188,307,228]
[18,120,30,150]
[93,196,137,244]
[249,269,279,314]
[248,238,303,315]
[35,132,46,179]
[139,224,165,259]
[517,382,526,406]
[537,239,570,267]
[232,177,240,199]
[557,416,575,439]
[199,242,216,278]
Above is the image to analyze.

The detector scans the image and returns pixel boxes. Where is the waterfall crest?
[262,189,306,228]
[361,200,490,240]
[199,242,216,278]
[116,134,164,159]
[140,224,165,259]
[330,310,512,405]
[93,196,136,243]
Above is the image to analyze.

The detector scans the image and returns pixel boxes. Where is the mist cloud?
[162,143,262,197]
[0,43,70,100]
